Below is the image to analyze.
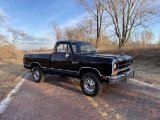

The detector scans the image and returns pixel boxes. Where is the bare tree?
[76,0,106,48]
[52,17,97,43]
[141,30,154,45]
[7,28,20,45]
[159,32,160,46]
[0,35,10,46]
[11,29,19,45]
[77,17,96,42]
[63,27,77,40]
[0,8,22,46]
[100,0,160,49]
[62,17,98,44]
[63,25,85,41]
[52,22,63,41]
[0,33,19,46]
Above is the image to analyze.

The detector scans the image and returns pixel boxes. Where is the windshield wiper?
[81,50,88,53]
[89,50,97,53]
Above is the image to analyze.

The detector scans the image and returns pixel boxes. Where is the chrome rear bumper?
[109,69,134,84]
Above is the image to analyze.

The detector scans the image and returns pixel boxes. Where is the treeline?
[53,0,160,49]
[52,17,112,48]
[52,17,160,50]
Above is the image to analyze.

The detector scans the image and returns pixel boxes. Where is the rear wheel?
[32,67,45,83]
[80,72,103,96]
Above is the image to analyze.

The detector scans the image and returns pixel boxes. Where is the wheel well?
[79,68,101,78]
[31,63,40,69]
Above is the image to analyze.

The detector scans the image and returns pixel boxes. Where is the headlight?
[113,64,117,69]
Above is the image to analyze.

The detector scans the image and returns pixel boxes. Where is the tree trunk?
[96,35,99,48]
[96,7,99,49]
[118,39,122,49]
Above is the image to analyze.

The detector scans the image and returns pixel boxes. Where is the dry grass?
[24,47,52,53]
[0,45,24,60]
[99,45,160,85]
[0,45,27,101]
[99,46,160,66]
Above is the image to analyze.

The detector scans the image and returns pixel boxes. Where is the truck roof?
[56,40,90,44]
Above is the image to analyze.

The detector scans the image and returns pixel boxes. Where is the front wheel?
[32,67,45,83]
[80,72,103,96]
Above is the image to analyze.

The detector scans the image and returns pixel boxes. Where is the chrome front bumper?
[109,69,134,84]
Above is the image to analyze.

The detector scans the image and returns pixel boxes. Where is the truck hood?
[97,54,132,61]
[81,53,132,63]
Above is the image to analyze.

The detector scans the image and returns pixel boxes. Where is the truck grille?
[117,60,132,70]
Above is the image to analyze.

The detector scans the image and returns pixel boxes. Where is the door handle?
[72,61,79,64]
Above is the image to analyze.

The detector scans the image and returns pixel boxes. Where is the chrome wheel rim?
[33,70,40,81]
[84,77,95,94]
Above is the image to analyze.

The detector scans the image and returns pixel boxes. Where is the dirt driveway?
[0,73,160,120]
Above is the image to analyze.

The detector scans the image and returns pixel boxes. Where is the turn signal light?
[113,70,118,75]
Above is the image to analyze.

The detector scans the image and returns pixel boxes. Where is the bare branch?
[101,0,160,49]
[51,21,63,41]
[76,0,106,48]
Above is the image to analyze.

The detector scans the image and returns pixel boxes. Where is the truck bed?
[24,52,52,68]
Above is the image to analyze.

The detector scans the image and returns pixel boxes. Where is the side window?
[81,45,90,52]
[57,43,71,54]
[71,43,81,53]
[72,45,77,53]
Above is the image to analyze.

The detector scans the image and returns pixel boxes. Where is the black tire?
[32,67,45,83]
[80,72,103,97]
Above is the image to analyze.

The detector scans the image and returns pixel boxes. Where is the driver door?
[50,43,77,75]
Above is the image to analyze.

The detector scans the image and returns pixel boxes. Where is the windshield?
[71,42,97,54]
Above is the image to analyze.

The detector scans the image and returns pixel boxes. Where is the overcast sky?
[0,0,84,49]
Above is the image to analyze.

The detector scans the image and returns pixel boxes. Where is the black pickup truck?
[24,40,134,96]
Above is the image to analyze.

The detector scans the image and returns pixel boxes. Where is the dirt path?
[0,59,27,101]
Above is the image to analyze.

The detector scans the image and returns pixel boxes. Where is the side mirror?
[65,54,69,59]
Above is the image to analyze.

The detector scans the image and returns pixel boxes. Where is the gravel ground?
[133,60,160,88]
[0,59,27,101]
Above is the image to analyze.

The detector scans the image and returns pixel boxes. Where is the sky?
[0,0,160,50]
[0,0,84,49]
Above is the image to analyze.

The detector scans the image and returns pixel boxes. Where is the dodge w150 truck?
[23,40,134,96]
